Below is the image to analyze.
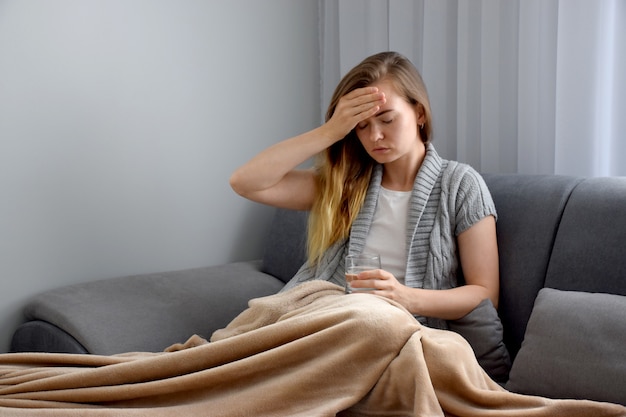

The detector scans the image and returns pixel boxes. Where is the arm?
[229,87,386,210]
[229,127,333,210]
[351,215,499,320]
[408,215,499,319]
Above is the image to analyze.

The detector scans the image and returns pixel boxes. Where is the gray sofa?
[10,174,626,407]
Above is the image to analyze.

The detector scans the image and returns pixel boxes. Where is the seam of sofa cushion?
[541,177,584,289]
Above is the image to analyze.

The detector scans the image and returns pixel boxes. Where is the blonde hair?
[307,51,433,265]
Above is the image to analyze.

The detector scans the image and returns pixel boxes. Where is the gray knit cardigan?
[282,146,497,329]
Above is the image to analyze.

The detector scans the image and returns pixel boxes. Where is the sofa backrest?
[261,208,308,284]
[544,177,626,295]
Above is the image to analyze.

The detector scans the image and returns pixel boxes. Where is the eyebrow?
[375,109,394,118]
[358,109,395,128]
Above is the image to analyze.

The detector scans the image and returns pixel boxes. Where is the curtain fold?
[555,0,625,176]
[319,0,625,176]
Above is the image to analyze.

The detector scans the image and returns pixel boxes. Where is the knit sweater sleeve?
[451,165,497,236]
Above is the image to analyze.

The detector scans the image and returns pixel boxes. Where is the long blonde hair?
[307,51,433,265]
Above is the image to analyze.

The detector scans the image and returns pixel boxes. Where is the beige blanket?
[0,281,624,416]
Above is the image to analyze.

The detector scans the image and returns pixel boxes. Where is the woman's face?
[354,79,424,165]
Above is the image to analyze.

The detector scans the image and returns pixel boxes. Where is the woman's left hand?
[349,269,412,307]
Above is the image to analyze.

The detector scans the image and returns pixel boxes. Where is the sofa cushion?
[261,208,308,283]
[506,288,626,405]
[448,298,511,384]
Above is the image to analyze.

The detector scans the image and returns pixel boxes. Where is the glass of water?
[345,253,381,294]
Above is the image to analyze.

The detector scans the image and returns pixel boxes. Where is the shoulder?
[438,158,496,234]
[424,146,483,190]
[439,159,488,195]
[424,145,493,205]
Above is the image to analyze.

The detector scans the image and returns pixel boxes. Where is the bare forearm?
[229,125,336,196]
[403,284,496,320]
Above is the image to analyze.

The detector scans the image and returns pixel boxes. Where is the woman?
[230,51,499,329]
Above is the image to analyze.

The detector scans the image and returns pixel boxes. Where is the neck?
[381,145,427,191]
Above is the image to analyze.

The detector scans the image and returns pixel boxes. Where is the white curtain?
[319,0,626,176]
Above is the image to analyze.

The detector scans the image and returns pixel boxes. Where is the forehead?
[369,79,402,97]
[369,79,412,112]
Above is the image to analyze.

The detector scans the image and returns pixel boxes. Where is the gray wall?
[0,0,320,352]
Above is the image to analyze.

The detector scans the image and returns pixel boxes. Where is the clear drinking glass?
[345,253,381,294]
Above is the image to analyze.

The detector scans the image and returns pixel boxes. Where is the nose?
[369,124,383,142]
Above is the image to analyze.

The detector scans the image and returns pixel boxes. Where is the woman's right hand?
[321,87,386,142]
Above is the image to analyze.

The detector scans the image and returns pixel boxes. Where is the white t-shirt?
[362,186,411,283]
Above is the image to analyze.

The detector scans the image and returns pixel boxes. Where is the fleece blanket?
[0,281,624,417]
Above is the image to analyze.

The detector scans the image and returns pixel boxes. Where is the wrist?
[403,287,424,316]
[316,123,345,145]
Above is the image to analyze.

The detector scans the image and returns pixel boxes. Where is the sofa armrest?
[10,320,88,354]
[14,261,284,355]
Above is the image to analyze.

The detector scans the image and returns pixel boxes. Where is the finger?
[339,100,382,124]
[352,103,380,120]
[349,92,386,110]
[343,86,379,100]
[339,90,385,111]
[350,279,379,290]
[357,269,385,280]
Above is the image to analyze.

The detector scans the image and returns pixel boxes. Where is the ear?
[414,102,426,126]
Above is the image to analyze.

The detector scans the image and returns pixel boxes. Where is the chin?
[370,153,396,164]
